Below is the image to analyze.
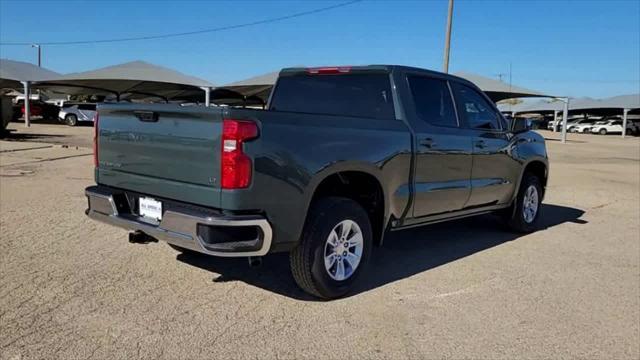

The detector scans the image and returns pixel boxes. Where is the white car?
[590,119,634,135]
[572,122,596,133]
[547,116,586,131]
[58,103,97,126]
[567,118,598,132]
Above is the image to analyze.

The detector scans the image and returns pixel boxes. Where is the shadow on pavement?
[0,130,69,142]
[543,137,587,143]
[176,204,586,301]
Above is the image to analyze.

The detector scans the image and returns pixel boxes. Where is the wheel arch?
[305,164,389,247]
[513,159,548,202]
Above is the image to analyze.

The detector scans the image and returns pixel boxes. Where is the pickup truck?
[85,65,548,299]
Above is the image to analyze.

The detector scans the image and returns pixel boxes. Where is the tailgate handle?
[134,111,159,122]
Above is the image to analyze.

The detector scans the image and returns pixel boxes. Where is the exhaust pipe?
[128,231,157,244]
[247,256,262,267]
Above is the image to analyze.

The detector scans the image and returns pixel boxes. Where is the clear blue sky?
[1,0,639,98]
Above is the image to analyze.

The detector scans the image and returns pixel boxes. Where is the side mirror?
[512,118,532,133]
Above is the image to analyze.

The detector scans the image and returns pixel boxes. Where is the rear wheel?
[65,114,78,126]
[290,197,372,299]
[504,173,543,233]
[599,128,607,135]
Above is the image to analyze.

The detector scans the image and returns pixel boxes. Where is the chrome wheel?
[66,114,77,126]
[522,185,539,223]
[323,219,363,281]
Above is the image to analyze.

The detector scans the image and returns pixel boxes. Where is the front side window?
[407,76,457,127]
[451,83,501,131]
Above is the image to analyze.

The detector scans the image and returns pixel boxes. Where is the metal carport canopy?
[0,58,61,88]
[1,58,62,127]
[503,94,640,138]
[503,95,639,115]
[560,94,640,138]
[221,70,280,103]
[453,71,550,102]
[498,99,565,114]
[223,69,553,104]
[35,60,216,104]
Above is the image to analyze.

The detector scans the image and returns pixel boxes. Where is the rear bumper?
[85,186,272,257]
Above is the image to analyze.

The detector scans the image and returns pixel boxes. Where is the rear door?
[450,82,517,207]
[403,74,473,217]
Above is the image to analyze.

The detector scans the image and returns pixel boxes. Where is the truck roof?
[279,65,481,90]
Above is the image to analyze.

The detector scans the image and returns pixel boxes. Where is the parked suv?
[567,118,598,132]
[85,65,548,299]
[58,103,97,126]
[590,117,635,135]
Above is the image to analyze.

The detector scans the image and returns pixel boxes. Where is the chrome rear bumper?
[85,186,272,257]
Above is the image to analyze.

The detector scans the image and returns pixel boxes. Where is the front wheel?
[290,197,372,299]
[65,114,78,126]
[504,173,543,233]
[599,128,607,135]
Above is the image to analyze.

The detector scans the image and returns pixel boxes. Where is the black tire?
[290,197,372,299]
[65,114,78,126]
[599,128,607,135]
[504,173,543,233]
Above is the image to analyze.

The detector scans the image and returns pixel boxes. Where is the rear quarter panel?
[225,108,412,250]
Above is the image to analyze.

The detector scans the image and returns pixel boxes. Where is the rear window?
[269,74,395,120]
[78,104,96,111]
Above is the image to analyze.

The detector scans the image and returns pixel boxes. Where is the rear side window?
[270,74,395,120]
[451,83,501,131]
[407,76,457,127]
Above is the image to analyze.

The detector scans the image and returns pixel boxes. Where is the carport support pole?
[552,110,559,132]
[622,108,629,138]
[22,81,31,127]
[442,0,454,73]
[202,87,211,107]
[561,98,569,143]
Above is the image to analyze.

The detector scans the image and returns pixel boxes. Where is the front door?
[404,74,473,218]
[450,82,517,207]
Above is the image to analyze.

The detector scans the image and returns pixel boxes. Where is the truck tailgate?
[96,104,224,207]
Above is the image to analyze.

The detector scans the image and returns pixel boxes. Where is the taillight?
[221,119,258,189]
[306,66,351,74]
[93,112,99,167]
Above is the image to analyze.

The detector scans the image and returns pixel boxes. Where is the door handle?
[420,138,436,148]
[474,140,487,149]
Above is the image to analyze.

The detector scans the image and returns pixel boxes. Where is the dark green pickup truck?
[86,65,548,298]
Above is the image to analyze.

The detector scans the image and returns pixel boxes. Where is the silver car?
[58,103,97,126]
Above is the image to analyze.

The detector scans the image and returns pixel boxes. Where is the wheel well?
[311,171,385,246]
[524,161,547,190]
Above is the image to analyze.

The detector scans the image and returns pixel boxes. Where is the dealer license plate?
[139,197,162,221]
